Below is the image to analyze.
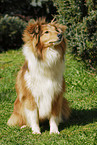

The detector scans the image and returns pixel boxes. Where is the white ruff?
[23,45,65,119]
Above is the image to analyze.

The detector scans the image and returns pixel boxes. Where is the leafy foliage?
[53,0,97,69]
[0,15,27,52]
[68,11,97,68]
[0,0,57,52]
[0,0,32,15]
[0,0,57,21]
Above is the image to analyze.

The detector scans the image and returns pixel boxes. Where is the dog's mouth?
[49,38,63,45]
[49,33,63,45]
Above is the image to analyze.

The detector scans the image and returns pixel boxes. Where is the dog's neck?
[23,45,65,78]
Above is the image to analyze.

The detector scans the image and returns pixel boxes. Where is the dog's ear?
[34,24,43,59]
[57,24,67,32]
[27,23,36,34]
[22,23,41,42]
[50,18,67,33]
[24,23,40,35]
[35,25,40,34]
[60,25,67,32]
[22,23,35,42]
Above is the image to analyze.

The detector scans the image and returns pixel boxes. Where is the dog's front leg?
[49,115,60,134]
[25,108,41,134]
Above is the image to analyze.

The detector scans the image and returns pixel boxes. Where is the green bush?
[53,0,97,69]
[53,0,88,25]
[0,0,57,21]
[0,15,27,52]
[69,11,97,68]
[0,0,32,15]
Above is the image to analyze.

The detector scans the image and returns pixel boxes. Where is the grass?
[0,49,97,145]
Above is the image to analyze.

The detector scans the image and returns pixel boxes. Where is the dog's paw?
[21,125,27,129]
[32,126,41,134]
[50,130,60,134]
[32,131,41,134]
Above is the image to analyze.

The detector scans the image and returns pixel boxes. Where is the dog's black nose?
[57,33,62,40]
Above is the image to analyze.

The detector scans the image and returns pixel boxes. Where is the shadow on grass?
[1,91,97,133]
[40,108,97,133]
[59,108,97,132]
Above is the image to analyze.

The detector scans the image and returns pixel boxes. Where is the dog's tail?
[7,112,24,127]
[61,97,71,121]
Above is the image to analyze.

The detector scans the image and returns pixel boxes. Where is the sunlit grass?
[0,49,97,145]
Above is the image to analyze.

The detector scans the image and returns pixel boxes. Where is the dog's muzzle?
[49,33,63,45]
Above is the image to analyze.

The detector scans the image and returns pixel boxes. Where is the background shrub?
[53,0,97,69]
[0,0,32,16]
[53,0,88,25]
[0,0,57,52]
[0,15,27,52]
[0,0,57,21]
[71,11,96,67]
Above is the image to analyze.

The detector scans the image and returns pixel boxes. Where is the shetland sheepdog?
[7,18,70,134]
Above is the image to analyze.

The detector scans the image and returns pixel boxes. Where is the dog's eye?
[45,31,49,34]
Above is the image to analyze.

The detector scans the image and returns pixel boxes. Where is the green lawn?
[0,49,97,145]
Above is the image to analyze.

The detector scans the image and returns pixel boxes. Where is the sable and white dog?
[7,18,70,134]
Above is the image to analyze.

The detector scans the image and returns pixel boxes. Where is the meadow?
[0,49,97,145]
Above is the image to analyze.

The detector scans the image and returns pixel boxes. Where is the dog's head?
[23,18,67,60]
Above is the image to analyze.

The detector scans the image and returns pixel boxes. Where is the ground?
[0,49,97,145]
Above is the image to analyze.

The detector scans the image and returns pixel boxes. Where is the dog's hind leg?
[7,97,26,127]
[7,112,24,126]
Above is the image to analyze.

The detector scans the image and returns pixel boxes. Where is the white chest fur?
[23,46,65,119]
